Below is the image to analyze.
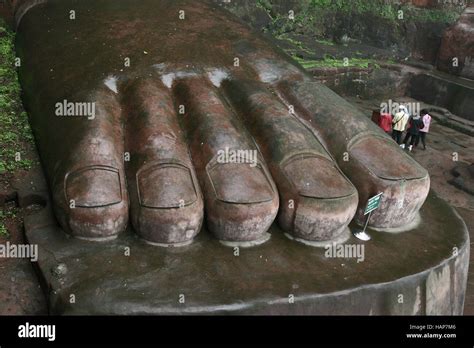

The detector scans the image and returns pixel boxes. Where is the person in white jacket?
[392,105,410,145]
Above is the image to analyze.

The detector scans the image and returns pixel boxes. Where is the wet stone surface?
[25,189,469,315]
[5,0,470,315]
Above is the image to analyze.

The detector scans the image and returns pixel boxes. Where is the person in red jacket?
[378,112,393,134]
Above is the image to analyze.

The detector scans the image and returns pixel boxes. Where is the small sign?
[364,192,383,215]
[353,192,383,241]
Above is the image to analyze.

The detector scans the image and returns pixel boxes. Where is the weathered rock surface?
[409,70,474,121]
[438,6,474,80]
[451,163,474,196]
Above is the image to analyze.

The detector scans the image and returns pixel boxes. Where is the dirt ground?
[0,204,47,315]
[0,16,46,314]
[412,125,474,315]
[0,146,47,314]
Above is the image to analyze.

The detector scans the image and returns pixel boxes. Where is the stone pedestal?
[22,169,469,315]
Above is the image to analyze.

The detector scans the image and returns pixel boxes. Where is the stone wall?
[409,72,474,120]
[437,6,474,79]
[310,65,411,100]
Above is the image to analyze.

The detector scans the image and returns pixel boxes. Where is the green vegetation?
[410,7,460,23]
[0,210,10,238]
[256,0,463,72]
[0,19,35,239]
[259,0,463,43]
[305,0,460,23]
[0,19,34,174]
[256,0,272,12]
[315,39,335,46]
[292,55,381,70]
[307,0,399,19]
[0,224,8,238]
[275,33,316,54]
[0,207,19,238]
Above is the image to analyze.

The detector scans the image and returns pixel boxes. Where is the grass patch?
[293,55,382,69]
[277,33,336,49]
[0,19,35,239]
[0,210,10,238]
[275,33,316,54]
[0,224,8,238]
[0,19,35,174]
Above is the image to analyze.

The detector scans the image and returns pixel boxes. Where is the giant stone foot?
[14,0,430,245]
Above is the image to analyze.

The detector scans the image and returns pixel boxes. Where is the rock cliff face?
[0,1,13,25]
[437,6,474,80]
[401,0,458,8]
[219,0,465,66]
[0,0,46,27]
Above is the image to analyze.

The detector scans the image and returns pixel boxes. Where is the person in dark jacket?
[401,114,424,152]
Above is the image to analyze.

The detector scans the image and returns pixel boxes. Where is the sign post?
[353,192,383,241]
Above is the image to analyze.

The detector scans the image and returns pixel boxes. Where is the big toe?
[62,165,128,239]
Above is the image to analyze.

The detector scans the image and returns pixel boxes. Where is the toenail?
[282,154,356,198]
[137,162,197,208]
[207,160,274,204]
[349,137,427,180]
[65,166,122,207]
